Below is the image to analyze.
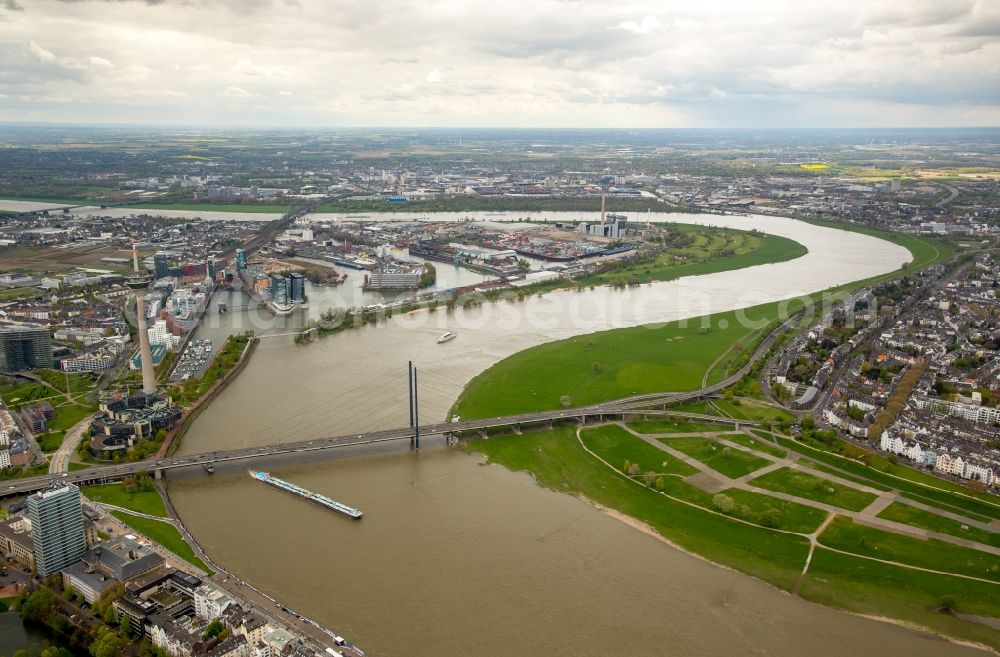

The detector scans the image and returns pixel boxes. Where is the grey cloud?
[953,16,1000,37]
[53,0,174,4]
[859,0,976,28]
[3,0,24,11]
[1,0,998,127]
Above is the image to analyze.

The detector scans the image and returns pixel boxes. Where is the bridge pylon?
[408,361,420,450]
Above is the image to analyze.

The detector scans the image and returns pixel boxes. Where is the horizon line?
[1,121,999,132]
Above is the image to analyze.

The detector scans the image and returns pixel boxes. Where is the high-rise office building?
[269,273,289,305]
[288,272,306,303]
[153,253,170,280]
[0,325,53,372]
[235,249,247,274]
[27,483,86,576]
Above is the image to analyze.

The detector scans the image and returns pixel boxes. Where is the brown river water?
[164,213,988,656]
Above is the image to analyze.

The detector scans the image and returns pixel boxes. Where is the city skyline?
[1,0,998,128]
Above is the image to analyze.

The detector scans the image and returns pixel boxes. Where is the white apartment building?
[914,397,1000,425]
[193,585,236,621]
[964,462,995,486]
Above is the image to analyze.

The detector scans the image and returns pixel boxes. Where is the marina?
[250,470,364,519]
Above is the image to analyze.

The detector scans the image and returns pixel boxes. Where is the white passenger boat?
[437,331,456,343]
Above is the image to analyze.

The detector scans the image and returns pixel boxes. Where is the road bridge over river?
[0,406,758,498]
[0,293,801,499]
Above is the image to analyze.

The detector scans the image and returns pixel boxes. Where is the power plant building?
[0,325,54,372]
[579,213,628,239]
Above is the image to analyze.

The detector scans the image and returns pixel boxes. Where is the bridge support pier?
[154,468,163,480]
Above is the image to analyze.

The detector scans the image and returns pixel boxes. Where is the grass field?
[33,370,99,396]
[711,398,794,423]
[110,511,210,574]
[0,379,58,408]
[749,467,879,512]
[724,432,786,459]
[575,230,806,287]
[662,436,773,479]
[901,493,993,525]
[877,502,1000,549]
[452,301,796,419]
[801,549,1000,650]
[818,516,1000,583]
[721,487,828,533]
[573,435,806,534]
[0,244,135,274]
[0,196,96,206]
[626,420,733,434]
[580,425,697,477]
[0,287,40,302]
[36,433,63,453]
[804,462,895,492]
[774,436,1000,521]
[82,484,168,517]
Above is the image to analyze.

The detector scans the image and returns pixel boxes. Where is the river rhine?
[167,213,985,656]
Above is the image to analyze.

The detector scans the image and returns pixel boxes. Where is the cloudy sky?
[1,0,998,128]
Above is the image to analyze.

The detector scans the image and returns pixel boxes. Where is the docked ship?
[514,247,578,262]
[407,244,459,265]
[249,471,363,519]
[328,253,378,270]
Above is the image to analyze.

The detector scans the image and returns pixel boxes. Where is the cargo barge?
[407,244,458,264]
[250,470,363,519]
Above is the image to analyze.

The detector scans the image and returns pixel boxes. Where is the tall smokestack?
[600,193,606,224]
